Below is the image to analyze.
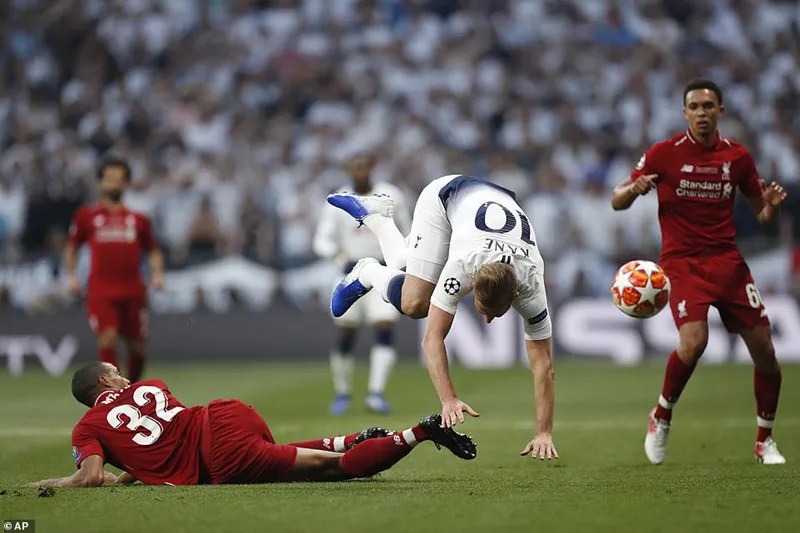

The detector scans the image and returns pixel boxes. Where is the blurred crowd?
[1,0,799,306]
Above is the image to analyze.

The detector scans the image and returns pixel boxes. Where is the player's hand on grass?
[150,273,165,291]
[762,181,787,206]
[440,398,480,428]
[631,174,658,196]
[520,433,559,461]
[103,471,120,485]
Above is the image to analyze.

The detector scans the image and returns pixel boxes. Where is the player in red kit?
[64,156,165,383]
[612,78,788,465]
[28,362,476,488]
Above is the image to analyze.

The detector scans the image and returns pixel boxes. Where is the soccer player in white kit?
[313,153,411,416]
[328,174,558,460]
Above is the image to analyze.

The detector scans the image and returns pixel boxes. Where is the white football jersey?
[314,182,411,264]
[428,178,549,340]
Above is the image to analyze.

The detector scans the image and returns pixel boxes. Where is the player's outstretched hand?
[762,181,788,206]
[631,174,658,195]
[520,433,559,461]
[440,398,480,428]
[150,273,165,291]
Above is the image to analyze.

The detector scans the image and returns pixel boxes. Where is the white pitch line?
[271,418,800,435]
[2,418,798,439]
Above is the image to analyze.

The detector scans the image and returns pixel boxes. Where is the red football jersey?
[68,204,156,299]
[71,379,206,485]
[631,130,763,261]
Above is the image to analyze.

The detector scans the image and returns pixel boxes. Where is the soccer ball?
[611,260,671,319]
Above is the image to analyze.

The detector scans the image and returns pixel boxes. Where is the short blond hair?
[474,262,517,311]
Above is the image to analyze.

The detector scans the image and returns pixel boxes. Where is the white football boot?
[755,437,786,465]
[644,408,670,465]
[326,192,394,225]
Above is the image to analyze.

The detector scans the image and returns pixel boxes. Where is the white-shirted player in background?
[314,153,411,416]
[327,175,558,460]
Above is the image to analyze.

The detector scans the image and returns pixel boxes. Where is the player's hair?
[71,362,113,407]
[474,262,517,312]
[96,155,132,182]
[683,78,724,107]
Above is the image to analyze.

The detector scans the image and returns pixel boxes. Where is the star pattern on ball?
[443,277,461,295]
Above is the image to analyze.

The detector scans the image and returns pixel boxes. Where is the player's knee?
[401,296,429,319]
[337,328,357,353]
[678,329,708,363]
[307,452,342,473]
[97,329,119,348]
[374,326,393,346]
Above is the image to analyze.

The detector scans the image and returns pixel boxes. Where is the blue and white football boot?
[331,257,379,318]
[365,393,392,414]
[329,394,352,416]
[326,192,394,226]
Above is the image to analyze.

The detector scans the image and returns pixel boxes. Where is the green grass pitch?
[1,361,798,533]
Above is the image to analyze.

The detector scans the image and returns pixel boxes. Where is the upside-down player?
[29,362,476,488]
[326,175,557,461]
[64,156,164,383]
[611,78,788,464]
[313,153,411,415]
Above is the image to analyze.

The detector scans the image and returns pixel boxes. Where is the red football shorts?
[205,399,298,484]
[663,250,770,333]
[86,296,148,341]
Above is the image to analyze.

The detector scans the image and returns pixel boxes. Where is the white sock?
[360,263,404,302]
[362,214,408,269]
[401,428,420,448]
[368,345,396,395]
[330,352,354,395]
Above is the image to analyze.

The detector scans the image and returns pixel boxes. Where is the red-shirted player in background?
[64,156,164,383]
[612,78,788,465]
[28,362,476,487]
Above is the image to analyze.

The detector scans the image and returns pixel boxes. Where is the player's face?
[99,166,129,203]
[347,157,375,187]
[683,89,724,138]
[98,365,131,391]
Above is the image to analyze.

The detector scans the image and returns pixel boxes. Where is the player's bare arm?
[519,338,558,461]
[422,305,479,428]
[745,181,788,225]
[29,455,106,488]
[611,175,658,211]
[63,239,81,295]
[148,247,165,290]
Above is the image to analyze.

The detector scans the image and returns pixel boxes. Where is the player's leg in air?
[327,176,454,319]
[86,297,121,369]
[119,297,149,383]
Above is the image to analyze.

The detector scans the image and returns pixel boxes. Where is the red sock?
[755,365,782,442]
[340,426,428,478]
[654,351,697,422]
[127,351,146,383]
[289,432,361,452]
[99,345,117,367]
